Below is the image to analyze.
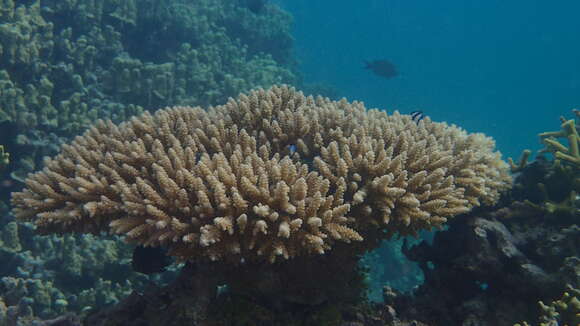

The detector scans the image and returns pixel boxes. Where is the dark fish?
[240,0,267,13]
[364,59,398,79]
[132,245,172,274]
[410,111,426,124]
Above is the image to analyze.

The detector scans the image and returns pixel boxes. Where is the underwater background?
[0,1,578,325]
[282,0,580,160]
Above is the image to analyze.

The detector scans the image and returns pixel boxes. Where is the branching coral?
[11,86,511,264]
[507,112,580,221]
[540,113,580,167]
[515,284,580,326]
[508,149,532,173]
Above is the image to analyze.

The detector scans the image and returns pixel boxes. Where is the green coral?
[44,0,297,109]
[508,149,532,173]
[515,284,580,326]
[0,0,297,184]
[517,163,580,220]
[0,218,175,319]
[0,277,63,318]
[0,145,8,169]
[512,110,580,172]
[0,221,21,252]
[540,114,580,167]
[509,111,580,219]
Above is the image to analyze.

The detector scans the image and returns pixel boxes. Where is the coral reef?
[0,1,298,323]
[0,0,297,188]
[510,157,579,220]
[6,85,512,324]
[0,1,540,325]
[12,85,512,265]
[388,150,579,326]
[0,213,178,321]
[510,111,580,220]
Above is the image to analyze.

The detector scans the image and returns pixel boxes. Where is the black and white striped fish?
[409,111,426,124]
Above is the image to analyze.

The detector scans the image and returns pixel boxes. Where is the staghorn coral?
[11,86,511,264]
[539,114,580,167]
[515,284,580,326]
[536,284,580,326]
[508,149,532,173]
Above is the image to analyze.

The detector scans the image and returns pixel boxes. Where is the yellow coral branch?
[0,145,9,169]
[540,118,580,167]
[508,149,531,173]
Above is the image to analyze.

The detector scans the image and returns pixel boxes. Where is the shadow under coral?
[84,246,370,326]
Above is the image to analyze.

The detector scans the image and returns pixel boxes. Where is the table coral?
[11,85,512,264]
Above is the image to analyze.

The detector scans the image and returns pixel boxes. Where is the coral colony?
[12,86,511,264]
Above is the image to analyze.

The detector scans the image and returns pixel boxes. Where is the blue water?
[279,0,580,160]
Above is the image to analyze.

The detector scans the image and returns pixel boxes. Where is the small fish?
[364,59,398,79]
[132,245,172,274]
[241,0,267,13]
[410,111,426,124]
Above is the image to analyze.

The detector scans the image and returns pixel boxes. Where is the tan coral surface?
[11,86,511,263]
